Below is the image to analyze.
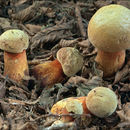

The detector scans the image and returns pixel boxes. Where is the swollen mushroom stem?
[88,4,130,77]
[32,59,65,87]
[0,29,29,84]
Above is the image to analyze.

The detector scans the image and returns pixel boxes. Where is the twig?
[0,74,29,91]
[0,98,40,106]
[75,3,87,38]
[44,122,76,130]
[33,113,91,121]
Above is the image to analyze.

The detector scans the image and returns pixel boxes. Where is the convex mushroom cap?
[51,97,83,122]
[57,47,84,77]
[86,87,118,118]
[0,29,29,53]
[88,4,130,52]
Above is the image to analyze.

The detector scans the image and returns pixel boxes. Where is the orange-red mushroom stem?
[4,50,29,84]
[32,59,65,87]
[95,50,125,77]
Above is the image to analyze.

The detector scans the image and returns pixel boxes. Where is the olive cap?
[88,4,130,52]
[0,29,29,53]
[86,87,118,118]
[57,47,84,77]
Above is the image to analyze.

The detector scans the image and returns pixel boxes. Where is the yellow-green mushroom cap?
[86,87,118,118]
[56,47,84,77]
[0,29,29,53]
[88,4,130,52]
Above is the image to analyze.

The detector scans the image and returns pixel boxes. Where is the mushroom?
[0,29,29,84]
[88,4,130,77]
[51,97,89,122]
[32,47,83,87]
[86,87,118,118]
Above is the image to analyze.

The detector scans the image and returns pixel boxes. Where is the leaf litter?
[0,0,129,129]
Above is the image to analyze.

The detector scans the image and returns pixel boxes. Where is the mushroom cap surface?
[0,29,29,53]
[88,4,130,52]
[86,87,118,118]
[57,47,84,77]
[51,98,83,115]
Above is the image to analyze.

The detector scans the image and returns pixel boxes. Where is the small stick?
[75,3,87,38]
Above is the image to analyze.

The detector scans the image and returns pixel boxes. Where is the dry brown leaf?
[116,103,130,122]
[17,122,38,130]
[11,1,43,22]
[44,121,76,130]
[120,83,130,92]
[51,38,82,51]
[65,76,103,96]
[94,0,114,8]
[75,4,87,38]
[117,0,130,9]
[31,21,74,51]
[78,39,91,48]
[0,79,6,99]
[14,0,29,6]
[65,76,88,86]
[0,116,3,129]
[0,17,11,31]
[113,60,130,84]
[25,24,42,34]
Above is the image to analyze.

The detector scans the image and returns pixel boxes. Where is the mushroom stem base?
[4,50,29,84]
[95,50,125,77]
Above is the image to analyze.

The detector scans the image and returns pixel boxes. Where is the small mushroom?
[56,47,84,77]
[86,87,118,118]
[32,47,83,87]
[88,4,130,77]
[0,29,29,84]
[51,97,88,122]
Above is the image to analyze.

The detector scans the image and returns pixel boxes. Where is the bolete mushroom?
[51,97,89,122]
[0,29,29,84]
[32,47,83,87]
[88,4,130,77]
[86,87,118,118]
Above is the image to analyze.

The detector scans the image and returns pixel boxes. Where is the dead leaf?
[75,4,87,38]
[65,76,102,96]
[116,103,130,122]
[31,20,74,51]
[0,17,11,31]
[17,122,38,130]
[76,76,103,96]
[94,0,114,8]
[65,76,88,86]
[117,0,130,9]
[25,24,42,34]
[120,83,130,92]
[44,121,76,130]
[0,116,3,129]
[0,82,6,99]
[113,60,130,84]
[51,38,82,51]
[11,1,43,22]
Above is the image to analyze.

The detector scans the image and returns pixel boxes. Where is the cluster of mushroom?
[51,87,118,122]
[0,29,84,87]
[0,4,129,87]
